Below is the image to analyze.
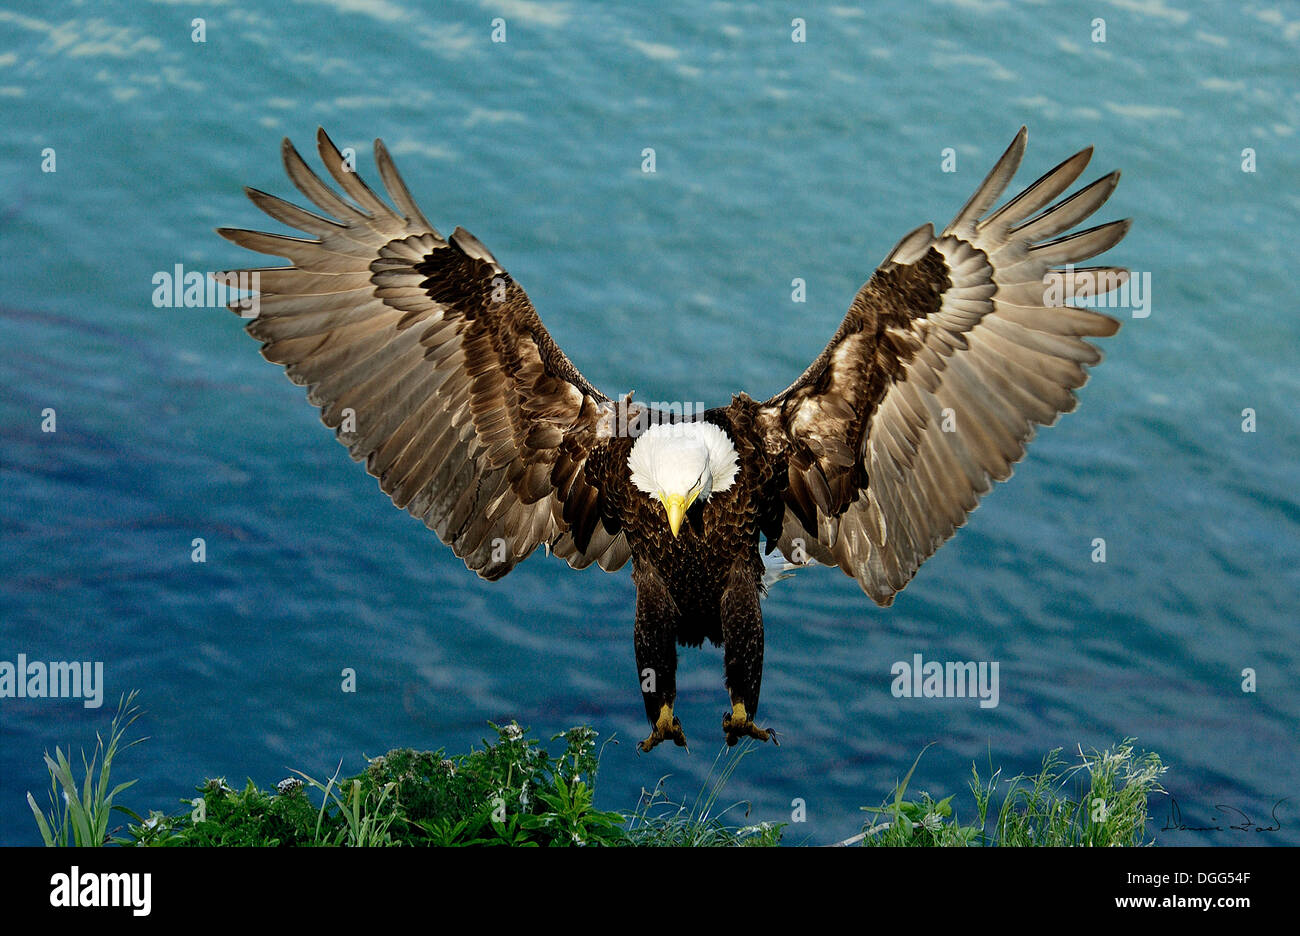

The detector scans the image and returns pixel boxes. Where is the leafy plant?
[27,691,145,847]
[293,769,400,847]
[856,738,1166,847]
[988,739,1166,847]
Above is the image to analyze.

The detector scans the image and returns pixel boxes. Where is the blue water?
[2,0,1297,846]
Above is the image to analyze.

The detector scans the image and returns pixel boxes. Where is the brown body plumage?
[216,127,1129,750]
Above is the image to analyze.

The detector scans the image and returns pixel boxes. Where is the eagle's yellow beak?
[661,493,688,538]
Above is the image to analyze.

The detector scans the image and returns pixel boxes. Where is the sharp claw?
[722,703,778,746]
[640,704,688,753]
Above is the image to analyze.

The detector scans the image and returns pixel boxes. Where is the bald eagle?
[216,127,1128,752]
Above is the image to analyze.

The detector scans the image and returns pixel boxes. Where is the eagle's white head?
[627,421,739,537]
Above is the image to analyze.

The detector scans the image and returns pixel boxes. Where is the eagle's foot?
[722,702,778,747]
[638,704,688,753]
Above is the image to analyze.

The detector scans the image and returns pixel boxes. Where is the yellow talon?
[723,700,777,746]
[639,703,688,752]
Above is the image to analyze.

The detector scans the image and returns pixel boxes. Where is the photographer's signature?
[1161,796,1287,833]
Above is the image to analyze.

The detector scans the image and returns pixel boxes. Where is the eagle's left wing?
[758,127,1129,605]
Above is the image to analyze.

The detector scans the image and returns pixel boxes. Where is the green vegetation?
[125,724,632,847]
[626,742,783,846]
[27,691,145,847]
[856,740,1167,847]
[28,696,1167,847]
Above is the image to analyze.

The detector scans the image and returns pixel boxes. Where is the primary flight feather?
[217,126,1128,751]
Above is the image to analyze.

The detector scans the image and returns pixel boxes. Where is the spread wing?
[216,128,629,579]
[760,127,1129,605]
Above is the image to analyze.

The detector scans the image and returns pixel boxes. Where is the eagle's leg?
[633,564,688,753]
[720,562,778,747]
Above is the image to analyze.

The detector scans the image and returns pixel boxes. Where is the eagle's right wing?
[216,129,630,579]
